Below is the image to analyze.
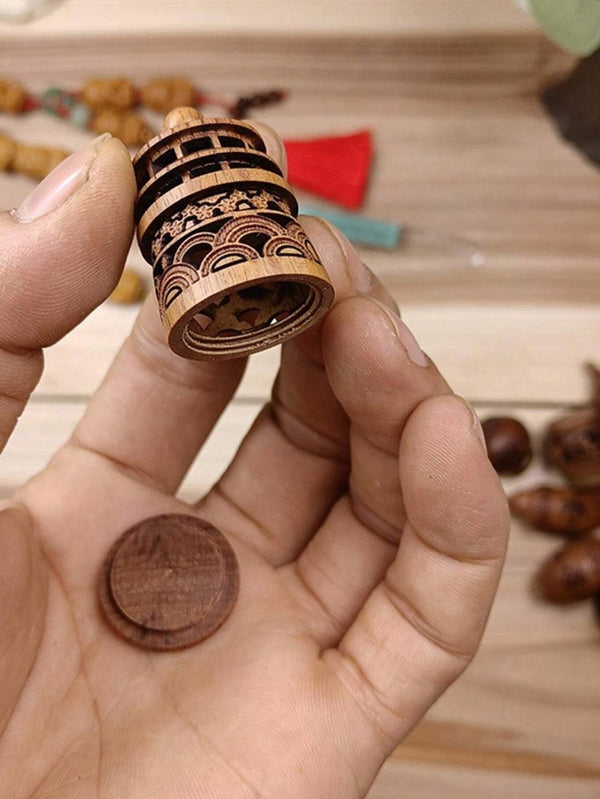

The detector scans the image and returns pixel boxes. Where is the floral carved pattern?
[151,188,294,260]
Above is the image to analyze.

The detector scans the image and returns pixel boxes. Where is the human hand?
[0,129,509,798]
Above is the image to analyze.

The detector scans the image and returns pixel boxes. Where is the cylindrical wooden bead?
[133,110,334,360]
[81,77,138,112]
[0,79,28,113]
[91,110,154,147]
[140,78,197,113]
[0,133,17,171]
[12,144,69,180]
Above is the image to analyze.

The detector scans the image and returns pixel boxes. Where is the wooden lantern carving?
[133,108,334,360]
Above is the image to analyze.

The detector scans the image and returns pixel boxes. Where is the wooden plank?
[0,32,571,94]
[27,299,600,406]
[0,397,258,499]
[0,1,538,39]
[0,40,595,406]
[371,760,600,799]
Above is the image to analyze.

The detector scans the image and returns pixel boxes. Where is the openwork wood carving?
[133,108,334,359]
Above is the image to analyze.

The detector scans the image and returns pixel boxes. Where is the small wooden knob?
[163,106,203,131]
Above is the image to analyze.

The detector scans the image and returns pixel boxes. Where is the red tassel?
[283,130,372,210]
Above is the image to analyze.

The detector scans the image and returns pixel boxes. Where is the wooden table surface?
[1,3,599,796]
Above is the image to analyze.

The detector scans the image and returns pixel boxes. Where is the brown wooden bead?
[81,77,137,112]
[510,485,600,534]
[140,77,197,113]
[109,268,146,304]
[12,144,69,180]
[0,78,27,113]
[543,408,600,486]
[0,133,17,171]
[132,110,334,360]
[91,110,154,147]
[99,514,240,651]
[537,536,600,602]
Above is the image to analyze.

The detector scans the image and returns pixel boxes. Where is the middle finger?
[196,220,397,566]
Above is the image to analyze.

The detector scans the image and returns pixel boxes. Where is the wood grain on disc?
[99,514,239,651]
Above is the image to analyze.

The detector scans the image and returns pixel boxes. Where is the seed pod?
[91,110,154,147]
[482,416,533,475]
[0,78,27,113]
[510,485,600,533]
[109,268,146,304]
[543,408,600,486]
[81,77,137,112]
[12,144,69,180]
[0,133,17,171]
[537,536,600,602]
[140,77,196,112]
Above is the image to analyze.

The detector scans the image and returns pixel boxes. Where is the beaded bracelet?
[0,77,286,146]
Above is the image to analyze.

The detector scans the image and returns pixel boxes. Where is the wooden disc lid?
[133,107,334,360]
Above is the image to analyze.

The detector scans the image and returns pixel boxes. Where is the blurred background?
[0,1,599,796]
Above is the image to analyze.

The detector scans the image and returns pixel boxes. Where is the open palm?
[0,134,509,799]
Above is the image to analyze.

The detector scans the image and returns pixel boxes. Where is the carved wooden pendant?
[133,107,334,360]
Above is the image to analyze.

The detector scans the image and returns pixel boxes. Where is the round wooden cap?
[99,514,240,650]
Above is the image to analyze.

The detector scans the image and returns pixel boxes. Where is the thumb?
[0,133,136,453]
[0,502,48,735]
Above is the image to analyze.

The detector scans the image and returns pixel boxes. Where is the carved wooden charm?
[133,107,334,360]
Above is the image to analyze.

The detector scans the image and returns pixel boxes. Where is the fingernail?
[312,216,374,294]
[14,133,112,222]
[467,402,488,451]
[371,299,428,367]
[349,259,375,295]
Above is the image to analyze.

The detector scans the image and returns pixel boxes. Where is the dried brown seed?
[543,408,600,486]
[537,536,600,602]
[510,485,600,534]
[585,362,600,414]
[482,417,533,475]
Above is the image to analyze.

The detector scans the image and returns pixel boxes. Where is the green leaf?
[529,0,600,55]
